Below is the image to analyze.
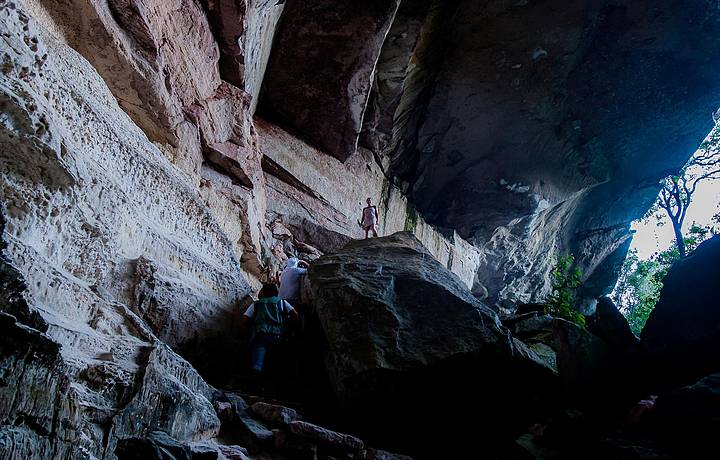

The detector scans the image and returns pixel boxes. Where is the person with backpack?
[359,197,379,239]
[243,283,298,373]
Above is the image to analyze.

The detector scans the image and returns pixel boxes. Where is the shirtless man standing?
[360,198,379,239]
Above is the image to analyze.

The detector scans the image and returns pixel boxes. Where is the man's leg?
[364,227,369,239]
[372,224,378,237]
[250,336,267,373]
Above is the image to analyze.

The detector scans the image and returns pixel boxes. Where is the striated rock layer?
[0,2,236,457]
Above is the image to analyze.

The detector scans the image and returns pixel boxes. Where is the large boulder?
[308,232,557,458]
[588,296,639,354]
[648,373,720,459]
[552,318,612,394]
[641,235,720,385]
[505,312,623,407]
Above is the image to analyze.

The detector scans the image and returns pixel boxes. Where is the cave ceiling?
[258,0,720,244]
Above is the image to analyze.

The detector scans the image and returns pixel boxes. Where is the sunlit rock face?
[34,0,269,283]
[0,3,238,456]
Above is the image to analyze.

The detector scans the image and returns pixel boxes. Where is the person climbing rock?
[243,283,298,374]
[359,197,379,238]
[279,257,309,305]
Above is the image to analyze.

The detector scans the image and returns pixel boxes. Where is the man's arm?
[284,301,300,321]
[242,304,254,327]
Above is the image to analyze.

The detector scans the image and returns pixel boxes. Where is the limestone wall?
[257,119,482,289]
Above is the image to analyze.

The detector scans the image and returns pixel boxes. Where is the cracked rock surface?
[2,0,720,458]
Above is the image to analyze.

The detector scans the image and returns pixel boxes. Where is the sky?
[629,165,720,260]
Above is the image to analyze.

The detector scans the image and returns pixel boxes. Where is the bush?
[546,253,586,327]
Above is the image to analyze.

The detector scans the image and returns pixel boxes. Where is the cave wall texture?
[2,0,720,457]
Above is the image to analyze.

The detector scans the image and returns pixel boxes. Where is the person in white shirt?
[278,257,309,303]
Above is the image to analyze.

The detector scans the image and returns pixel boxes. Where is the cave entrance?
[611,124,720,334]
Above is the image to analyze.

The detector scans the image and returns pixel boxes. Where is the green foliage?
[644,122,720,257]
[613,250,664,335]
[404,202,418,232]
[613,225,713,335]
[546,253,586,327]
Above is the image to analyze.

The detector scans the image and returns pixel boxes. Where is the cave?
[2,0,720,459]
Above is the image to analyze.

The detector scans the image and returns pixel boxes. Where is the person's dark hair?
[259,283,279,298]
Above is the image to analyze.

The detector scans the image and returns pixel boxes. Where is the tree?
[613,249,663,335]
[651,125,720,258]
[613,225,713,334]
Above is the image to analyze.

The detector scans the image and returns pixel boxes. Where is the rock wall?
[258,119,482,290]
[202,0,286,113]
[0,2,239,456]
[0,1,480,457]
[33,0,269,282]
[258,0,402,162]
[380,0,720,306]
[2,0,720,457]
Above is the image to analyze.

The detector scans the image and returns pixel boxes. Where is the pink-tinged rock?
[250,402,298,426]
[186,82,263,188]
[202,0,249,89]
[186,82,256,148]
[204,0,286,110]
[38,0,221,143]
[288,421,364,451]
[259,0,401,162]
[270,220,294,241]
[37,0,263,187]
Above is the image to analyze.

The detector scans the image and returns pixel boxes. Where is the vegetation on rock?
[404,202,418,232]
[546,253,586,327]
[614,125,720,335]
[647,123,720,258]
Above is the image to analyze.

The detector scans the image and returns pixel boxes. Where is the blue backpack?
[253,296,285,336]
